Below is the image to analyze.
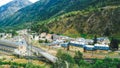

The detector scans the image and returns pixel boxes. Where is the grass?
[0,55,47,67]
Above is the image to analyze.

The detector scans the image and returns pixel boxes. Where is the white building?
[40,32,47,38]
[16,29,28,35]
[97,37,110,45]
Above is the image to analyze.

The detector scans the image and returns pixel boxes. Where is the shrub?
[74,51,83,65]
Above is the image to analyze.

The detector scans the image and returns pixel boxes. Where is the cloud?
[29,0,39,3]
[0,0,39,7]
[0,0,13,6]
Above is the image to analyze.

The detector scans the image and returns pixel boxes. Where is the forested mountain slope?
[0,0,120,38]
[1,0,120,26]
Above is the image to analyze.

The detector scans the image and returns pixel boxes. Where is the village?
[0,29,119,59]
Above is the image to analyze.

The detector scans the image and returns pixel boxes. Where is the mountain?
[0,0,104,26]
[0,0,120,38]
[30,0,120,38]
[45,7,120,38]
[0,0,32,21]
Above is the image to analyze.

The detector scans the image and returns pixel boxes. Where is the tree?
[110,38,119,50]
[11,30,18,37]
[53,59,67,68]
[67,41,70,51]
[45,39,48,43]
[74,51,83,65]
[93,35,97,44]
[60,53,75,64]
[56,49,63,58]
[31,24,49,34]
[103,28,110,36]
[55,50,75,68]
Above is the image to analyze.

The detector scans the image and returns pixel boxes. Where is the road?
[0,38,57,63]
[32,46,57,63]
[23,34,57,63]
[0,34,58,63]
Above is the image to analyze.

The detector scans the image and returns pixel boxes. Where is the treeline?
[51,50,120,68]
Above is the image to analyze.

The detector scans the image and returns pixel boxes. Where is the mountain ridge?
[0,0,102,26]
[0,0,32,21]
[0,0,120,38]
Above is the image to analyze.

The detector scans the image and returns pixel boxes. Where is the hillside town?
[0,29,117,57]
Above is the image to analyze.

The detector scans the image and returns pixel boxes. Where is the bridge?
[23,34,58,63]
[0,39,57,63]
[32,46,57,63]
[0,40,18,53]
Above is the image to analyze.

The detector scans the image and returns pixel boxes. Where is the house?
[46,34,53,42]
[0,33,12,39]
[0,33,5,38]
[34,35,39,40]
[39,32,47,41]
[52,34,59,41]
[97,37,110,45]
[12,36,23,42]
[40,32,47,38]
[29,34,34,40]
[6,33,12,38]
[76,38,85,41]
[85,39,93,45]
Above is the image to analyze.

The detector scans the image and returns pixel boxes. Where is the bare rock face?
[0,0,32,20]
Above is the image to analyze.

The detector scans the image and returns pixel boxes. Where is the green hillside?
[31,0,120,38]
[1,0,120,27]
[0,0,120,39]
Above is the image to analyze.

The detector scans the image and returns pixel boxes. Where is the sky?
[0,0,39,6]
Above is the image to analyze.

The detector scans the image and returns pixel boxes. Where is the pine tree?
[93,35,97,44]
[110,38,119,50]
[104,28,110,37]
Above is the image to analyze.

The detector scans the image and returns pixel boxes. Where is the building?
[94,44,109,50]
[16,29,28,35]
[97,37,110,45]
[40,32,47,38]
[0,33,5,38]
[0,33,12,39]
[46,34,53,42]
[14,40,27,56]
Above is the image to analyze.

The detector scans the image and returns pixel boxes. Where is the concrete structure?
[32,46,57,63]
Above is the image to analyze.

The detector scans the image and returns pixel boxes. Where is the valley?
[0,0,120,68]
